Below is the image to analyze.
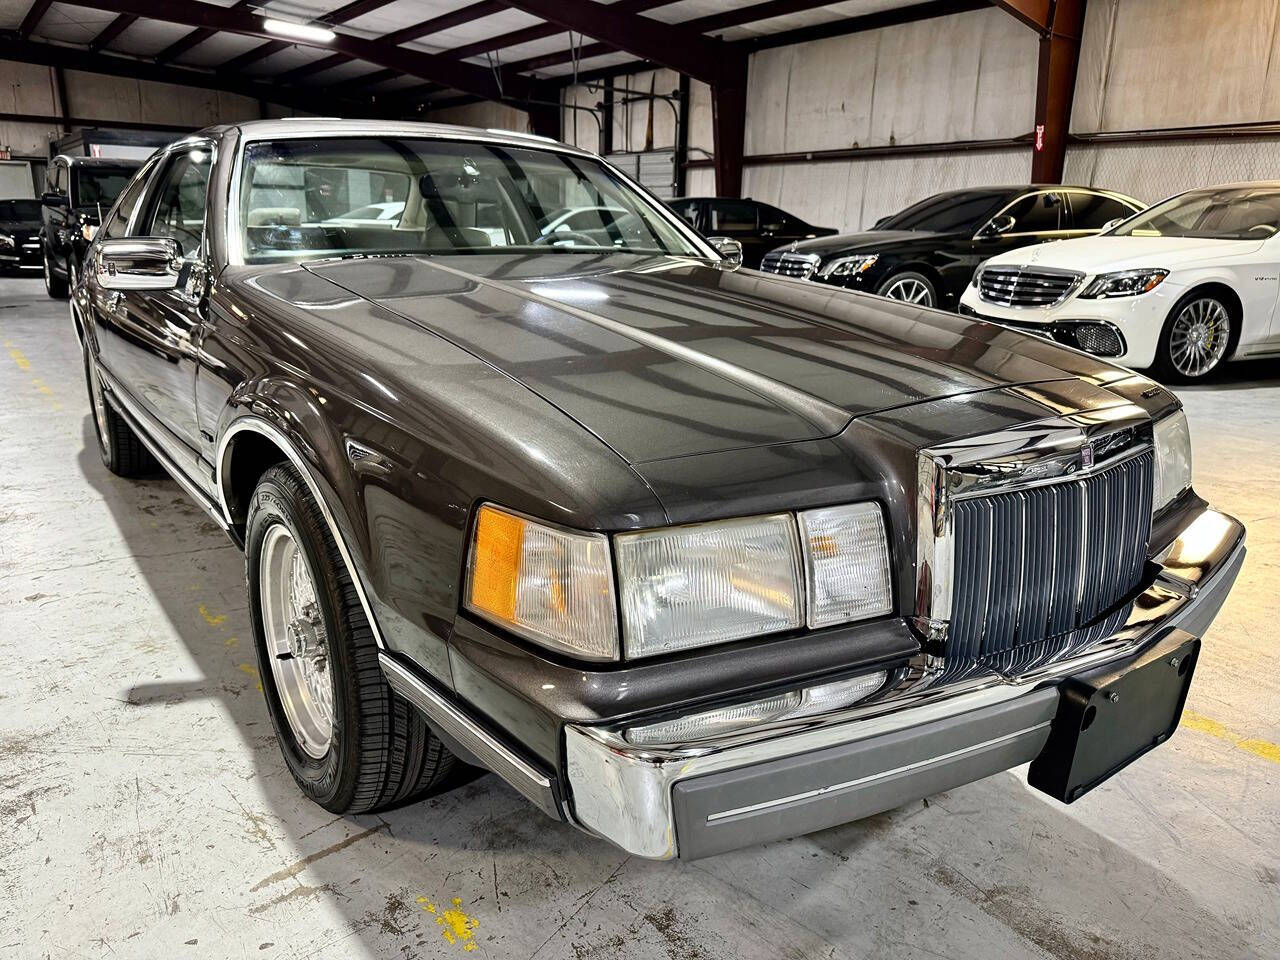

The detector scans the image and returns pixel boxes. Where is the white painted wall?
[427,99,532,134]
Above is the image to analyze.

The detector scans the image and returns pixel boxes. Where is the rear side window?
[1071,192,1139,229]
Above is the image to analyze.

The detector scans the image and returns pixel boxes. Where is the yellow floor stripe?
[8,347,30,370]
[1183,710,1280,765]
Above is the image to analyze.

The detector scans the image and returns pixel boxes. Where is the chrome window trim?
[913,409,1152,644]
[224,123,719,267]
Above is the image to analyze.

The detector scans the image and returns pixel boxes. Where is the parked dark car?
[40,154,141,298]
[761,185,1143,309]
[669,195,837,268]
[0,198,45,274]
[74,121,1243,861]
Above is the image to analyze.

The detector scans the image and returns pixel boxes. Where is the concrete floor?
[0,273,1277,960]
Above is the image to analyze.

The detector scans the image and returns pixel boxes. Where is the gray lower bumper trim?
[672,688,1057,860]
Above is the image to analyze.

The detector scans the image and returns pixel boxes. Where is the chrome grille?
[947,450,1154,675]
[760,251,820,279]
[979,266,1082,307]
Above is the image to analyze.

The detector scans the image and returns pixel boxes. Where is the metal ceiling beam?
[272,0,506,84]
[739,0,988,50]
[214,0,400,74]
[0,33,377,118]
[153,0,252,64]
[61,0,533,101]
[447,0,675,63]
[18,0,54,38]
[88,14,137,52]
[495,0,739,86]
[992,0,1053,32]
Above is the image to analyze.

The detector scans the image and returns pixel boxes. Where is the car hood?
[0,219,41,232]
[265,253,1126,464]
[982,235,1265,274]
[781,230,954,258]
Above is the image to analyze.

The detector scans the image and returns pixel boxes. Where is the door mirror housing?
[95,237,182,291]
[977,214,1015,239]
[41,191,68,208]
[707,236,744,266]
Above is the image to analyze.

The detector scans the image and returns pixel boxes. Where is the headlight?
[1153,410,1192,513]
[822,253,878,277]
[0,233,13,250]
[623,670,888,745]
[467,502,893,661]
[465,504,619,660]
[1079,268,1168,299]
[616,514,803,658]
[971,267,983,288]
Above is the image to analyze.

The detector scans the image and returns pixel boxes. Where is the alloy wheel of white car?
[1166,296,1232,380]
[879,273,935,306]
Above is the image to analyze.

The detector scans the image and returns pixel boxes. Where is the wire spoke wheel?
[882,276,933,305]
[1168,297,1230,378]
[260,524,334,759]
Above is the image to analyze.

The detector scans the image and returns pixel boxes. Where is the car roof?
[53,154,142,168]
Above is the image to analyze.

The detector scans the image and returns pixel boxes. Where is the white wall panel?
[428,100,531,134]
[743,148,1031,232]
[1073,0,1280,133]
[0,60,60,155]
[744,7,1037,155]
[1064,137,1280,206]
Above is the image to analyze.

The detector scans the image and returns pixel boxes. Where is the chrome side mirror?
[96,237,181,291]
[707,236,743,266]
[977,214,1016,239]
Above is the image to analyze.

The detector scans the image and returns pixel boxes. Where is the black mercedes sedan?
[72,121,1243,861]
[40,154,141,298]
[761,185,1142,309]
[0,198,45,274]
[669,195,837,268]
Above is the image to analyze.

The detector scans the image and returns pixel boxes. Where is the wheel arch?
[878,261,944,300]
[1166,280,1245,359]
[217,407,389,651]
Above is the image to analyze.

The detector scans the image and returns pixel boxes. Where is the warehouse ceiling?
[0,0,996,117]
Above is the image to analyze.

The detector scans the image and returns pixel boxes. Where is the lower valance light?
[624,671,889,746]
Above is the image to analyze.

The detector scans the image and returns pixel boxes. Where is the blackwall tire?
[246,463,456,814]
[44,251,69,300]
[82,344,156,477]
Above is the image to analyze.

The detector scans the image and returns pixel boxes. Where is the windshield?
[0,199,41,220]
[237,137,703,264]
[74,168,135,208]
[1112,187,1280,240]
[877,190,1008,232]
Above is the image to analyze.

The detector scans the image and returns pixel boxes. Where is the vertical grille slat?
[947,450,1154,676]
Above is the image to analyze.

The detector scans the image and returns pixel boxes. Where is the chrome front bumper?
[564,508,1246,860]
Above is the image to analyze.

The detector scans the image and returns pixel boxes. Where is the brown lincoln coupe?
[71,120,1245,860]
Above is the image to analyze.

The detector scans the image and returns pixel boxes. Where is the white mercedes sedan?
[959,183,1280,381]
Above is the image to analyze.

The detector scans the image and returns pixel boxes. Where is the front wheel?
[1153,293,1235,383]
[877,271,936,307]
[44,250,69,299]
[247,463,455,813]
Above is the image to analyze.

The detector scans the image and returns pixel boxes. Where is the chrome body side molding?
[380,653,560,820]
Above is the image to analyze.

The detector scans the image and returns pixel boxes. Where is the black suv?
[669,196,837,269]
[760,185,1143,309]
[40,155,141,298]
[0,199,45,274]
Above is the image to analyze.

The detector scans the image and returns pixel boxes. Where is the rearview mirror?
[707,236,743,267]
[977,214,1015,239]
[41,191,68,208]
[95,237,182,291]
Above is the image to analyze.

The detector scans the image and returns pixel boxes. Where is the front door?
[93,143,214,456]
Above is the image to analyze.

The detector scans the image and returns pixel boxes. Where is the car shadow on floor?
[74,415,1273,960]
[1173,356,1280,390]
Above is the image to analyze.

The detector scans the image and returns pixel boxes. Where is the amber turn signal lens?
[469,505,526,622]
[465,504,619,660]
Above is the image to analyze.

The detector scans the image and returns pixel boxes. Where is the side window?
[101,160,158,240]
[1005,192,1066,233]
[709,199,757,233]
[139,145,213,258]
[759,203,799,232]
[669,199,700,227]
[1071,192,1138,230]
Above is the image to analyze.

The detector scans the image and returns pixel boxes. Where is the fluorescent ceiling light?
[262,18,336,43]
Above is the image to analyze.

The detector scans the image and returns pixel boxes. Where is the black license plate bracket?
[1029,628,1200,803]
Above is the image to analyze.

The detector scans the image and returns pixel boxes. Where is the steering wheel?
[1247,223,1277,237]
[533,230,600,247]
